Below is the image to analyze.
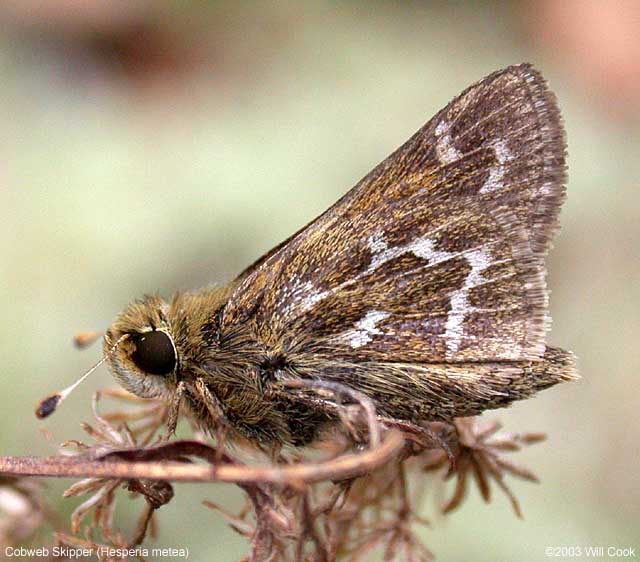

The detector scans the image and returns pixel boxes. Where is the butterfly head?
[104,295,178,400]
[35,288,236,420]
[103,287,234,401]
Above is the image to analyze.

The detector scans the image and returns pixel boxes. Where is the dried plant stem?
[0,431,404,486]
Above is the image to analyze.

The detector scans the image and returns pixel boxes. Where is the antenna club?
[36,394,61,418]
[34,333,129,420]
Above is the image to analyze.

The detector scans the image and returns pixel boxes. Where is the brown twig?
[0,431,404,485]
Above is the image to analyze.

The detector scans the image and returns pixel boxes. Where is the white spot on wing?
[368,233,457,272]
[282,278,328,315]
[480,139,512,194]
[435,119,462,164]
[368,232,388,254]
[341,310,390,348]
[369,233,403,270]
[301,288,329,312]
[406,237,453,263]
[444,248,492,356]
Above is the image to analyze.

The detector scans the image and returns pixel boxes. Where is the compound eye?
[130,331,176,376]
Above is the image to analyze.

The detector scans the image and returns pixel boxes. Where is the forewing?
[222,64,566,363]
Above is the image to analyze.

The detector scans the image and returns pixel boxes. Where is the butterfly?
[37,63,577,446]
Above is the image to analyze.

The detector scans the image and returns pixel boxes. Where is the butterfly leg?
[193,377,227,450]
[165,380,185,438]
[280,378,381,448]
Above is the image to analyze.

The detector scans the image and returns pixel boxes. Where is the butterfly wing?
[222,64,567,364]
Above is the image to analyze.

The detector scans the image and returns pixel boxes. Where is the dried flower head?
[58,389,172,551]
[423,417,545,518]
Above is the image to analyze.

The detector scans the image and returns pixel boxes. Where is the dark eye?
[130,331,176,376]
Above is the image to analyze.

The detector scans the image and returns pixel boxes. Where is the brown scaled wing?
[222,64,568,366]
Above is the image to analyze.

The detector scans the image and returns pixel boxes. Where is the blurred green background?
[1,2,638,560]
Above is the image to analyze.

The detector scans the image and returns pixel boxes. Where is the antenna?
[35,334,128,419]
